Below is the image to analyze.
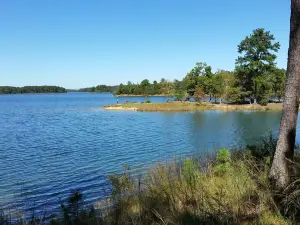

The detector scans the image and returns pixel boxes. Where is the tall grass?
[2,137,300,224]
[105,147,290,225]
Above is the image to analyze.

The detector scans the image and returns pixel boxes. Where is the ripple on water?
[0,93,290,216]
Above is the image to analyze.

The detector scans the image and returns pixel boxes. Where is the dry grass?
[103,102,284,112]
[104,148,292,225]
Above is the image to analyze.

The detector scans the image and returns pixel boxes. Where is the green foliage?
[193,86,205,102]
[108,165,134,201]
[0,86,66,94]
[211,73,225,102]
[183,158,199,189]
[184,62,212,97]
[213,148,231,175]
[160,80,175,98]
[236,28,280,69]
[253,75,273,105]
[216,148,231,162]
[113,52,284,106]
[174,90,186,101]
[246,133,277,162]
[225,87,243,103]
[174,79,186,101]
[145,97,151,103]
[115,79,176,96]
[258,95,269,106]
[235,28,281,103]
[271,68,286,101]
[99,142,289,225]
[214,70,237,103]
[93,29,285,106]
[260,211,291,225]
[79,85,117,93]
[140,79,150,87]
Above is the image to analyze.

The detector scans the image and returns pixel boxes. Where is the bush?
[213,148,231,175]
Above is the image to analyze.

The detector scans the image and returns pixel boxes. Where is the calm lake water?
[0,93,297,214]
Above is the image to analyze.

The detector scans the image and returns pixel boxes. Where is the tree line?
[0,86,66,94]
[116,79,181,96]
[114,28,286,105]
[79,85,118,93]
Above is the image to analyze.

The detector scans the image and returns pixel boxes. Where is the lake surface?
[0,93,297,215]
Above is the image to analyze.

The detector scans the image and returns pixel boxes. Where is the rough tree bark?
[270,0,300,189]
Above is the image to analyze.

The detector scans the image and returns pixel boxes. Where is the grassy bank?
[103,102,284,112]
[3,137,300,224]
[101,138,293,225]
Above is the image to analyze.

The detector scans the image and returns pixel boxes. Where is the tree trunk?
[270,0,300,189]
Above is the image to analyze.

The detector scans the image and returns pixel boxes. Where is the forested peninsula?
[112,28,286,106]
[0,86,66,94]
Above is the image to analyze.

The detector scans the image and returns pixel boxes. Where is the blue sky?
[1,0,290,89]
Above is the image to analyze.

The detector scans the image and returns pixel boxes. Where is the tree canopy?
[235,28,281,104]
[115,79,176,96]
[79,85,117,93]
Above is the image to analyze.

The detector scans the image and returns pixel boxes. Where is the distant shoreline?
[0,92,67,95]
[75,92,166,96]
[103,102,284,112]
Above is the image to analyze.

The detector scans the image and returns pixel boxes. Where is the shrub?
[183,158,200,189]
[213,148,231,175]
[145,97,151,103]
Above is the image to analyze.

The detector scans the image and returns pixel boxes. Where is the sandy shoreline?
[104,106,138,111]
